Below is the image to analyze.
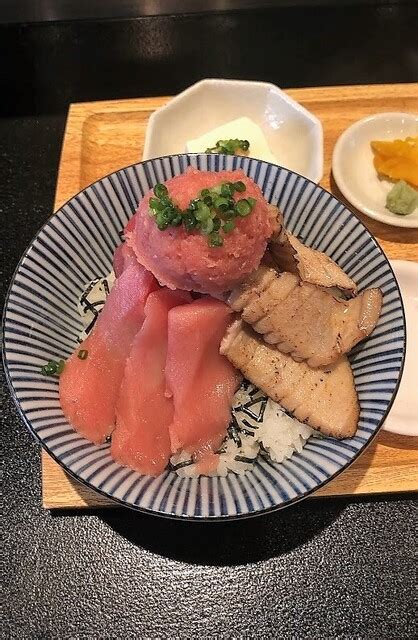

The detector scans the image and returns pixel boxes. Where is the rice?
[169,383,313,477]
[78,274,314,478]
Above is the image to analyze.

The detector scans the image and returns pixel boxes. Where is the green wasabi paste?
[386,180,418,216]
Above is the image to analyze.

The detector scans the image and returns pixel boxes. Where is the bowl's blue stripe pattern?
[3,154,405,519]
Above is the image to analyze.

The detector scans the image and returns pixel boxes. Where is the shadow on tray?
[96,498,346,566]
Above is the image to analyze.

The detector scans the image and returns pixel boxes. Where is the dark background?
[2,3,417,638]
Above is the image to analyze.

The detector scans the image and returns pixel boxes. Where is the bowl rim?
[332,111,418,229]
[2,153,406,521]
[143,78,324,183]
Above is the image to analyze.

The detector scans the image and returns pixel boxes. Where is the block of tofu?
[186,117,277,164]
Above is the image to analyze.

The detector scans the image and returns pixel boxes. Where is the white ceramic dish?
[332,112,418,228]
[143,78,323,183]
[384,260,418,437]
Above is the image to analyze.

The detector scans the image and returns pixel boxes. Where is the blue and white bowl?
[3,154,405,520]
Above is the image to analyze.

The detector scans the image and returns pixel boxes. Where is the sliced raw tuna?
[111,288,191,476]
[113,242,137,278]
[59,261,159,443]
[166,298,240,456]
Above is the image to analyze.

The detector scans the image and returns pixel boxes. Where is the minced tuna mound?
[126,168,276,295]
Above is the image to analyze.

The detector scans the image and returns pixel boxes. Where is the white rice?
[78,273,314,478]
[170,384,313,477]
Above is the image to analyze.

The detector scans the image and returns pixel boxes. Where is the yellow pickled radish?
[370,136,418,187]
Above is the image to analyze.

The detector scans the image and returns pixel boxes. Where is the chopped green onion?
[211,184,223,195]
[195,202,211,221]
[165,206,179,222]
[41,363,56,376]
[205,139,251,156]
[159,196,172,208]
[208,232,224,247]
[183,211,198,231]
[221,183,233,197]
[150,179,256,246]
[156,213,170,230]
[78,350,88,360]
[149,197,164,213]
[213,196,229,211]
[40,359,65,376]
[154,183,168,199]
[200,218,214,235]
[223,220,235,233]
[234,181,246,192]
[235,199,252,217]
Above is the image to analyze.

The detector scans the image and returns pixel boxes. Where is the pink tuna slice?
[111,288,192,476]
[112,242,137,278]
[59,261,159,444]
[166,297,241,456]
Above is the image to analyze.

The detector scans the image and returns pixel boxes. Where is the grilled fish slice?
[229,266,382,368]
[270,224,357,296]
[220,320,359,438]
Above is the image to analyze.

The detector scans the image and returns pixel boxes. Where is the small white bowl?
[143,78,323,183]
[332,112,418,228]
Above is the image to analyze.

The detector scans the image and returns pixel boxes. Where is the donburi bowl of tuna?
[3,154,405,520]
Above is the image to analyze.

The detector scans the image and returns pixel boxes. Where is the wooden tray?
[43,83,418,509]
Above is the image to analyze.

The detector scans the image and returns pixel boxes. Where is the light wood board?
[43,83,418,509]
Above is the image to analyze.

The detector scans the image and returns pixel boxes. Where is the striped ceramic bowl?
[3,154,405,520]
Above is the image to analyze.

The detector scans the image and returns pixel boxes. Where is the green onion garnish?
[154,183,168,199]
[148,179,256,246]
[208,232,224,247]
[205,139,251,156]
[220,183,233,197]
[213,196,229,212]
[234,181,246,192]
[223,220,235,233]
[235,199,252,217]
[195,202,211,221]
[200,218,214,235]
[183,211,198,231]
[149,197,163,213]
[78,350,88,360]
[41,359,65,376]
